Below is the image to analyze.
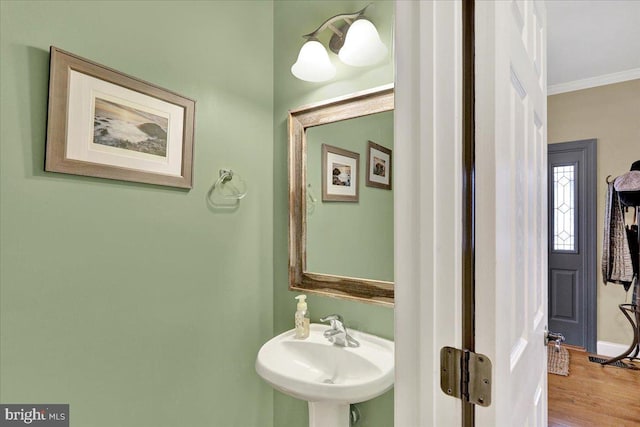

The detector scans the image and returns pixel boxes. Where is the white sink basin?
[255,323,394,427]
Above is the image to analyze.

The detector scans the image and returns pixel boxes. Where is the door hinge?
[440,346,492,407]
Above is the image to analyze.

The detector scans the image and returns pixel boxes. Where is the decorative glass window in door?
[553,165,576,251]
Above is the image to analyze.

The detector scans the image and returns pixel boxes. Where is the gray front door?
[548,139,597,351]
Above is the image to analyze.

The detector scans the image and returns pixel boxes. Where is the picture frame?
[366,140,392,190]
[321,143,359,202]
[45,47,196,189]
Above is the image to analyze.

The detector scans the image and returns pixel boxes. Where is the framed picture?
[366,140,392,190]
[321,144,359,202]
[45,47,196,189]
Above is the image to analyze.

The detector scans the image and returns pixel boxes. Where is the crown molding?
[548,68,640,95]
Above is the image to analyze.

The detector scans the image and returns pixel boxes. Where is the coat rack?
[601,164,640,368]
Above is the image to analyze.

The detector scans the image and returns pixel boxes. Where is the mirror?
[288,85,394,305]
[306,111,394,281]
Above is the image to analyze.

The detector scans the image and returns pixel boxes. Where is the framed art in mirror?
[322,143,360,202]
[366,140,392,190]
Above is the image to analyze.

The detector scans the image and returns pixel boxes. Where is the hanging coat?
[602,182,635,290]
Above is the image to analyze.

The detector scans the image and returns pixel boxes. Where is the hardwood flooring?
[548,348,640,427]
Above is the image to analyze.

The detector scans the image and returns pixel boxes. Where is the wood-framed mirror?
[288,84,394,306]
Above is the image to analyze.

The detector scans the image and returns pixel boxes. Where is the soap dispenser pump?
[294,295,310,339]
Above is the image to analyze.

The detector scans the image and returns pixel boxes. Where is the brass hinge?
[440,346,492,407]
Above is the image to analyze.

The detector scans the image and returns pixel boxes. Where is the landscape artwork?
[93,97,168,157]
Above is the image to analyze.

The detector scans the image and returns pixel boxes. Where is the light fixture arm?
[302,4,371,54]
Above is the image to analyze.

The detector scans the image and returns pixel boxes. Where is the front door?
[548,140,597,351]
[475,1,548,426]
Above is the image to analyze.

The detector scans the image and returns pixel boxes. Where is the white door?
[395,1,547,425]
[475,1,548,426]
[394,1,462,426]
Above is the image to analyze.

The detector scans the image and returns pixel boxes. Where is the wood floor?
[548,348,640,427]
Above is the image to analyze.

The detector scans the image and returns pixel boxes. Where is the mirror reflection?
[306,111,394,282]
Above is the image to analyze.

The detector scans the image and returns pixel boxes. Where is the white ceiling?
[546,0,640,88]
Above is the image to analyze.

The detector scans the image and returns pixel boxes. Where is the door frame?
[461,0,476,424]
[396,1,549,425]
[547,139,597,352]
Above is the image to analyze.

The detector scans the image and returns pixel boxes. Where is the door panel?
[548,140,597,351]
[550,269,578,320]
[475,1,548,426]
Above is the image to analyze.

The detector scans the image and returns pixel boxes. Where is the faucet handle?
[320,314,344,328]
[320,314,343,323]
[319,314,360,348]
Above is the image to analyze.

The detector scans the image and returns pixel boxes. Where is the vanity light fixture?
[291,4,388,83]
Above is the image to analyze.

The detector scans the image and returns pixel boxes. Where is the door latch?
[545,326,565,351]
[440,347,492,407]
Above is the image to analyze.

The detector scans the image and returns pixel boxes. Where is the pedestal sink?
[255,324,394,427]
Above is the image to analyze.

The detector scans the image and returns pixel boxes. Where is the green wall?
[1,1,396,426]
[306,112,394,282]
[273,1,395,426]
[0,2,274,426]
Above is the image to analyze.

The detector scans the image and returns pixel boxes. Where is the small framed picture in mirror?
[322,144,359,202]
[366,141,392,190]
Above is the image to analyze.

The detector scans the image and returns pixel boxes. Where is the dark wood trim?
[462,0,476,425]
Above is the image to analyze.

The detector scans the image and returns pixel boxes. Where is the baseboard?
[596,340,629,357]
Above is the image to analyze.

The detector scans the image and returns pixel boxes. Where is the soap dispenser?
[294,295,310,339]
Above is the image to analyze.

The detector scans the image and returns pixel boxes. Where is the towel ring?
[207,169,247,207]
[307,183,317,215]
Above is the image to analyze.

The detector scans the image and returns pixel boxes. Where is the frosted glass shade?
[291,40,336,82]
[338,19,388,67]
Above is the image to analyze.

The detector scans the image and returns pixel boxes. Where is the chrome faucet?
[319,314,360,348]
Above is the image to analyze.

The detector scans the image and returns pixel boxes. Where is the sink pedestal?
[308,402,349,427]
[256,324,394,427]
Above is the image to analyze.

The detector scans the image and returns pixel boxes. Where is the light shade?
[291,40,337,82]
[338,19,388,67]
